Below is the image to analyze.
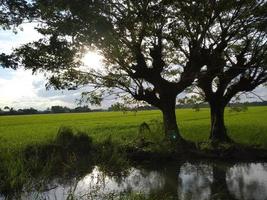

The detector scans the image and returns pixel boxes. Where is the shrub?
[56,127,93,155]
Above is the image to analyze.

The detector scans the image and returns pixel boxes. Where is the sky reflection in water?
[6,162,267,200]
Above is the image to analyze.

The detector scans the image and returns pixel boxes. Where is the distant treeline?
[0,105,94,116]
[0,105,157,116]
[176,101,267,109]
[0,101,266,116]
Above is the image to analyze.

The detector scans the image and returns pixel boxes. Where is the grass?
[0,106,267,151]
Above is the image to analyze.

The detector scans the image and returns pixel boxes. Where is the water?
[1,162,267,200]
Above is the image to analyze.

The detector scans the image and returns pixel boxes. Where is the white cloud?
[0,23,42,53]
[0,68,77,110]
[0,23,84,110]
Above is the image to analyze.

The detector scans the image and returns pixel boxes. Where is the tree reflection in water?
[177,162,267,200]
[178,163,212,200]
[3,162,267,200]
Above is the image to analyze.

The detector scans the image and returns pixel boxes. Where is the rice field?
[0,106,267,151]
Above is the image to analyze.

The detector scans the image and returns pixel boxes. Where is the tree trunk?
[161,98,183,143]
[211,165,237,200]
[209,102,231,142]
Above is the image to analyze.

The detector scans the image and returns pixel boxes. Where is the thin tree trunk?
[209,102,231,142]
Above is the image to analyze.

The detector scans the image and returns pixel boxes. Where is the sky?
[0,23,118,110]
[0,23,266,110]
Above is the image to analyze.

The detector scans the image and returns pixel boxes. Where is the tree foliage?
[13,1,205,107]
[0,0,34,29]
[195,0,267,106]
[0,0,36,69]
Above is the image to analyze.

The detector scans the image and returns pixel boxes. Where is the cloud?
[240,85,267,102]
[0,23,42,53]
[0,68,78,110]
[0,23,86,110]
[253,86,267,98]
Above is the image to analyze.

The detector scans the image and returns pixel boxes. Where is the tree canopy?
[0,0,34,29]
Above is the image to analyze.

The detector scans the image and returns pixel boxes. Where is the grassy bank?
[1,106,267,151]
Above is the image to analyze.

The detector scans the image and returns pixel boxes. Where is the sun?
[81,51,103,70]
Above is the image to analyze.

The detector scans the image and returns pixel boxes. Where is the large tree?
[6,0,267,144]
[194,0,267,142]
[11,0,209,144]
[158,0,267,142]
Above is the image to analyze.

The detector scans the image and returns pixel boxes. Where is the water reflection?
[178,163,212,200]
[76,167,166,197]
[227,163,267,200]
[178,163,267,200]
[2,162,267,200]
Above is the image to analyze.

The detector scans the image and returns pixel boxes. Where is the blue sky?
[0,23,266,110]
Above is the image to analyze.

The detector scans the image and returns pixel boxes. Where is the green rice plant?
[0,107,266,151]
